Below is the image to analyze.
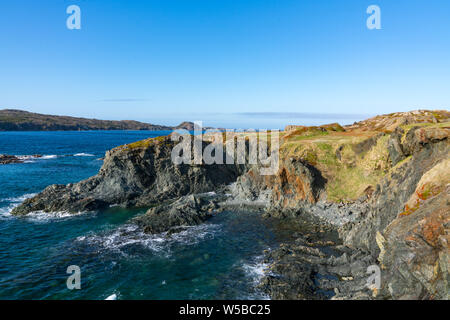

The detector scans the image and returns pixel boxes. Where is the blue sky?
[0,0,449,128]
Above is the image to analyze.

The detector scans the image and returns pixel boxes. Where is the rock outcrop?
[0,154,43,164]
[133,193,225,234]
[11,109,450,300]
[377,186,449,299]
[194,111,449,300]
[12,135,244,215]
[341,126,449,253]
[0,154,24,164]
[232,111,449,300]
[232,158,326,217]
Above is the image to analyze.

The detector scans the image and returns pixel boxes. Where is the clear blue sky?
[0,0,449,128]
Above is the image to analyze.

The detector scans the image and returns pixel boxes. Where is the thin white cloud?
[99,98,149,102]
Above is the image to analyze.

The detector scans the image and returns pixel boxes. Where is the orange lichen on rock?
[400,159,450,217]
[420,216,446,247]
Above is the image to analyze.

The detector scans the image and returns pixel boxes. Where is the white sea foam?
[18,155,57,160]
[243,261,270,281]
[73,153,95,157]
[0,208,88,222]
[0,193,37,219]
[15,155,58,163]
[16,155,35,161]
[75,223,221,257]
[240,255,272,300]
[0,193,91,222]
[105,293,118,300]
[40,155,58,159]
[2,193,37,203]
[23,210,92,223]
[0,204,16,219]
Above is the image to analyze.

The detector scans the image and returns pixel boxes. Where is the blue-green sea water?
[0,131,297,300]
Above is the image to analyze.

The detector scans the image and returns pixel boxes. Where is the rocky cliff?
[12,135,245,215]
[11,109,450,300]
[231,110,449,299]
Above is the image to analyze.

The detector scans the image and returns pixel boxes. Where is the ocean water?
[0,131,297,300]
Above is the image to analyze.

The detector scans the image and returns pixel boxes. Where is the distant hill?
[0,109,197,131]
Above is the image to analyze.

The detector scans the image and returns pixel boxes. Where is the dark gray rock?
[12,136,245,215]
[258,215,377,300]
[133,193,224,234]
[340,134,449,255]
[387,127,406,166]
[0,154,23,164]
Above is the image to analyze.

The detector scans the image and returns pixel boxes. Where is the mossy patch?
[283,127,330,141]
[121,135,172,150]
[280,130,390,202]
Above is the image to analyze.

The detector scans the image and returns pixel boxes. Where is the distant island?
[0,109,197,131]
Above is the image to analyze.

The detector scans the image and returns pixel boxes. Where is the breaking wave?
[1,193,37,203]
[15,155,58,163]
[0,193,37,219]
[0,193,92,222]
[24,210,91,223]
[75,223,221,257]
[240,255,271,300]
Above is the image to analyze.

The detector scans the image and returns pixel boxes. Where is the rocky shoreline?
[11,110,450,300]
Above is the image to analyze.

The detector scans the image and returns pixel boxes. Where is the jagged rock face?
[232,158,326,213]
[11,136,244,215]
[341,127,449,254]
[232,165,274,202]
[340,126,449,300]
[235,121,449,300]
[389,126,450,166]
[378,188,449,299]
[270,159,326,209]
[375,160,449,299]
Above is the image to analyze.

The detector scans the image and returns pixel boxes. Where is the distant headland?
[0,109,197,131]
